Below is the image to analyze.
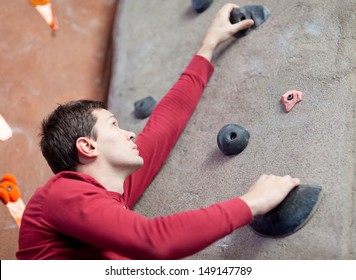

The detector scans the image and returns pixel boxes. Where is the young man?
[17,3,299,259]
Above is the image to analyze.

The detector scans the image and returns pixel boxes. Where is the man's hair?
[39,100,106,174]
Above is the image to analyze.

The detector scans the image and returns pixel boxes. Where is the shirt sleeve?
[45,181,253,260]
[123,55,214,207]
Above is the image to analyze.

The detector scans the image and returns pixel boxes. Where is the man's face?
[91,109,144,172]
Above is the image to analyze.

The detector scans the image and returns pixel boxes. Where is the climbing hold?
[0,174,26,227]
[0,174,21,204]
[229,5,270,37]
[134,96,157,119]
[250,184,322,238]
[217,124,250,155]
[192,0,213,13]
[281,90,303,112]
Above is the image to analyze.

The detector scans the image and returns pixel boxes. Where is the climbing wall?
[108,0,356,259]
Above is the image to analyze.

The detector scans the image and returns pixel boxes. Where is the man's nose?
[126,131,136,141]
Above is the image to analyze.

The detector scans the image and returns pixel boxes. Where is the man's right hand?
[197,3,254,61]
[240,174,300,216]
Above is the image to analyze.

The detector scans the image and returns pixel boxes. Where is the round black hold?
[134,96,157,119]
[287,94,294,100]
[229,8,252,37]
[217,124,250,155]
[192,0,213,13]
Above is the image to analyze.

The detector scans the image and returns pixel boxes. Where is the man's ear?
[76,137,99,158]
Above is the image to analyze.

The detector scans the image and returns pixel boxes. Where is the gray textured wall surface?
[108,0,356,259]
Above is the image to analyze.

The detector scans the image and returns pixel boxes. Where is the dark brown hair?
[39,100,105,174]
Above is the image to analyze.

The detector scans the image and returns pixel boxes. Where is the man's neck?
[93,173,126,194]
[76,164,129,194]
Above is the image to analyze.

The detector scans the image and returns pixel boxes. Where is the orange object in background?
[0,174,26,227]
[29,0,59,32]
[30,0,50,5]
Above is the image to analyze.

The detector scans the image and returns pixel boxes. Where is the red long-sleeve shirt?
[17,55,253,260]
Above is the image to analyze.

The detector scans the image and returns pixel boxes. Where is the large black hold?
[229,5,271,38]
[217,124,250,156]
[250,184,322,237]
[134,96,157,119]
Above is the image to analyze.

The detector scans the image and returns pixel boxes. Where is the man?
[17,3,299,259]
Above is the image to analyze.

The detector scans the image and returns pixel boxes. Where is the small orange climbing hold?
[0,174,25,227]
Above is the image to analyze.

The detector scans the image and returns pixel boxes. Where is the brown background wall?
[0,0,118,259]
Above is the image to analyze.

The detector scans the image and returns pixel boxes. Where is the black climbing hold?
[134,96,157,119]
[217,124,250,156]
[229,5,271,38]
[192,0,213,13]
[250,184,322,238]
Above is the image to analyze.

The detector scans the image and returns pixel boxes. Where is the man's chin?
[134,157,144,170]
